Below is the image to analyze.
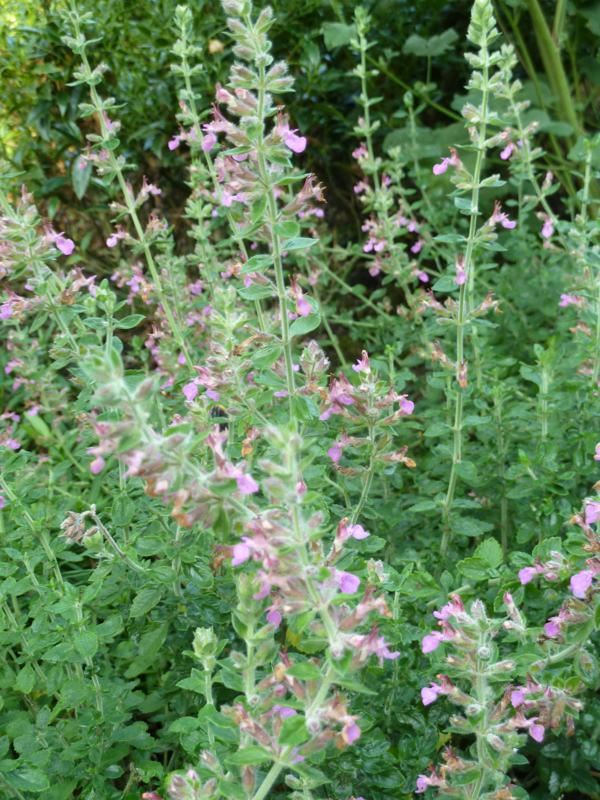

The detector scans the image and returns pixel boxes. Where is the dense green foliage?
[0,1,599,799]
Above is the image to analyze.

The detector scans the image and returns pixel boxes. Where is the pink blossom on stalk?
[455,254,466,286]
[0,496,6,510]
[336,570,361,594]
[46,230,75,255]
[518,566,539,585]
[422,631,445,654]
[319,375,355,420]
[585,501,600,525]
[168,134,182,150]
[352,143,368,160]
[342,721,361,745]
[183,382,199,402]
[511,689,526,708]
[400,397,415,415]
[489,201,516,230]
[570,570,594,599]
[232,541,251,566]
[296,293,311,317]
[202,130,217,152]
[544,618,561,638]
[559,293,583,308]
[232,470,259,495]
[541,216,554,239]
[421,683,443,706]
[327,442,344,463]
[594,443,600,461]
[90,456,105,475]
[432,147,461,175]
[352,350,370,374]
[411,239,424,254]
[266,608,282,628]
[529,722,545,743]
[500,142,515,160]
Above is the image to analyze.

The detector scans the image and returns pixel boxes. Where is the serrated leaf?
[322,22,356,49]
[475,537,503,568]
[5,767,50,793]
[73,630,98,659]
[286,662,321,680]
[279,715,308,747]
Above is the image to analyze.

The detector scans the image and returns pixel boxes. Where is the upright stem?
[253,51,296,421]
[441,41,490,556]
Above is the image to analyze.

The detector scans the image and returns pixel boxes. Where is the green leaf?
[274,220,300,238]
[225,746,272,766]
[403,28,458,57]
[73,630,98,659]
[238,285,273,301]
[5,768,50,793]
[451,517,494,537]
[130,586,164,618]
[286,662,321,680]
[72,156,92,200]
[168,716,200,734]
[475,537,503,568]
[240,254,273,274]
[322,22,356,49]
[282,237,318,251]
[279,715,308,747]
[116,314,145,330]
[15,665,35,694]
[289,313,321,338]
[432,275,458,293]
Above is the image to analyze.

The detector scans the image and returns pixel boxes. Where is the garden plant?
[0,0,599,798]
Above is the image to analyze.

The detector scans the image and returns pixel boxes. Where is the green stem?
[441,28,490,557]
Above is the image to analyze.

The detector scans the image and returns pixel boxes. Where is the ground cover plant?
[0,0,599,798]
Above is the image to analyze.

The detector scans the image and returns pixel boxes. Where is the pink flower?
[327,443,344,463]
[400,397,414,415]
[511,689,525,707]
[336,570,360,594]
[422,631,444,654]
[541,217,554,239]
[283,128,307,154]
[432,148,461,175]
[518,566,539,585]
[90,456,105,475]
[168,134,182,151]
[455,255,466,286]
[411,239,423,254]
[183,382,199,402]
[47,231,75,255]
[490,202,516,229]
[570,570,593,599]
[0,496,6,510]
[415,775,429,794]
[544,619,561,638]
[585,501,600,526]
[232,541,251,566]
[273,705,296,719]
[296,294,311,317]
[500,142,515,160]
[235,472,259,495]
[266,608,282,628]
[594,443,600,462]
[559,293,583,308]
[352,351,370,374]
[202,131,217,152]
[342,721,361,745]
[529,723,545,743]
[348,523,369,540]
[421,683,442,706]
